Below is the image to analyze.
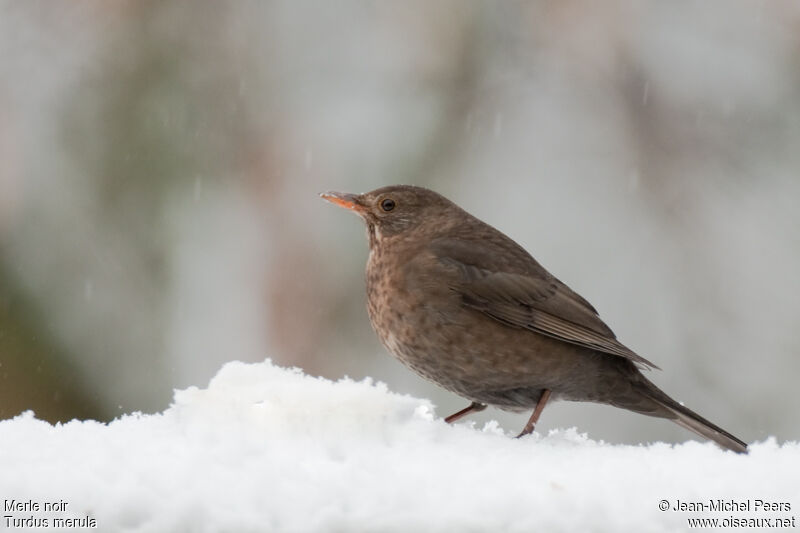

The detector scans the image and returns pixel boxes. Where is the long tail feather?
[639,383,748,454]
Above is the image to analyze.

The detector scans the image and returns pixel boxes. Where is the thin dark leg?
[444,402,487,424]
[516,389,552,438]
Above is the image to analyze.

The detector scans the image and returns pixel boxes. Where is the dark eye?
[380,198,396,212]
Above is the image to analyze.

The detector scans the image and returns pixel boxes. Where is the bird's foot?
[516,389,552,438]
[444,402,487,424]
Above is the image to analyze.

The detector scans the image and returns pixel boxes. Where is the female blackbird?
[321,185,747,453]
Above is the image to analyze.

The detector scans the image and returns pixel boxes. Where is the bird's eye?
[380,198,396,212]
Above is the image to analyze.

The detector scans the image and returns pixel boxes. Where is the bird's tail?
[637,379,748,454]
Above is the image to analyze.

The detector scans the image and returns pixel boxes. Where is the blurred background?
[1,0,798,446]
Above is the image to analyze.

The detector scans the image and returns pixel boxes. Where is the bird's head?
[321,185,460,244]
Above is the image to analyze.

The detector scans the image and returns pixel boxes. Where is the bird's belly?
[367,283,598,408]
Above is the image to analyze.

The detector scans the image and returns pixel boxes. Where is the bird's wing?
[430,238,659,370]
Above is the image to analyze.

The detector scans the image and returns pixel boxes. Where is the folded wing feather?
[431,239,659,370]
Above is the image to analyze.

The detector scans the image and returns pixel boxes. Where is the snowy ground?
[0,360,797,533]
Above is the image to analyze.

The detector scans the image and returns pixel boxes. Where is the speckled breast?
[365,241,514,401]
[363,237,592,410]
[365,245,456,388]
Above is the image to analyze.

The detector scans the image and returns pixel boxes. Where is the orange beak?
[320,191,365,214]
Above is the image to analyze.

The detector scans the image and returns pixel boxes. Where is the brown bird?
[321,185,747,453]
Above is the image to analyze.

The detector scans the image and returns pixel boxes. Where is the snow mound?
[1,360,797,532]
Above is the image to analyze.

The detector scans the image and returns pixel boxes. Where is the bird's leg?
[444,402,487,424]
[516,389,552,438]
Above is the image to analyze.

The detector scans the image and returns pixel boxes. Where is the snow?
[1,360,797,532]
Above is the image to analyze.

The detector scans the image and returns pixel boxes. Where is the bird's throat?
[366,222,383,249]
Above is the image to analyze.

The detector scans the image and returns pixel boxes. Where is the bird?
[320,185,747,453]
